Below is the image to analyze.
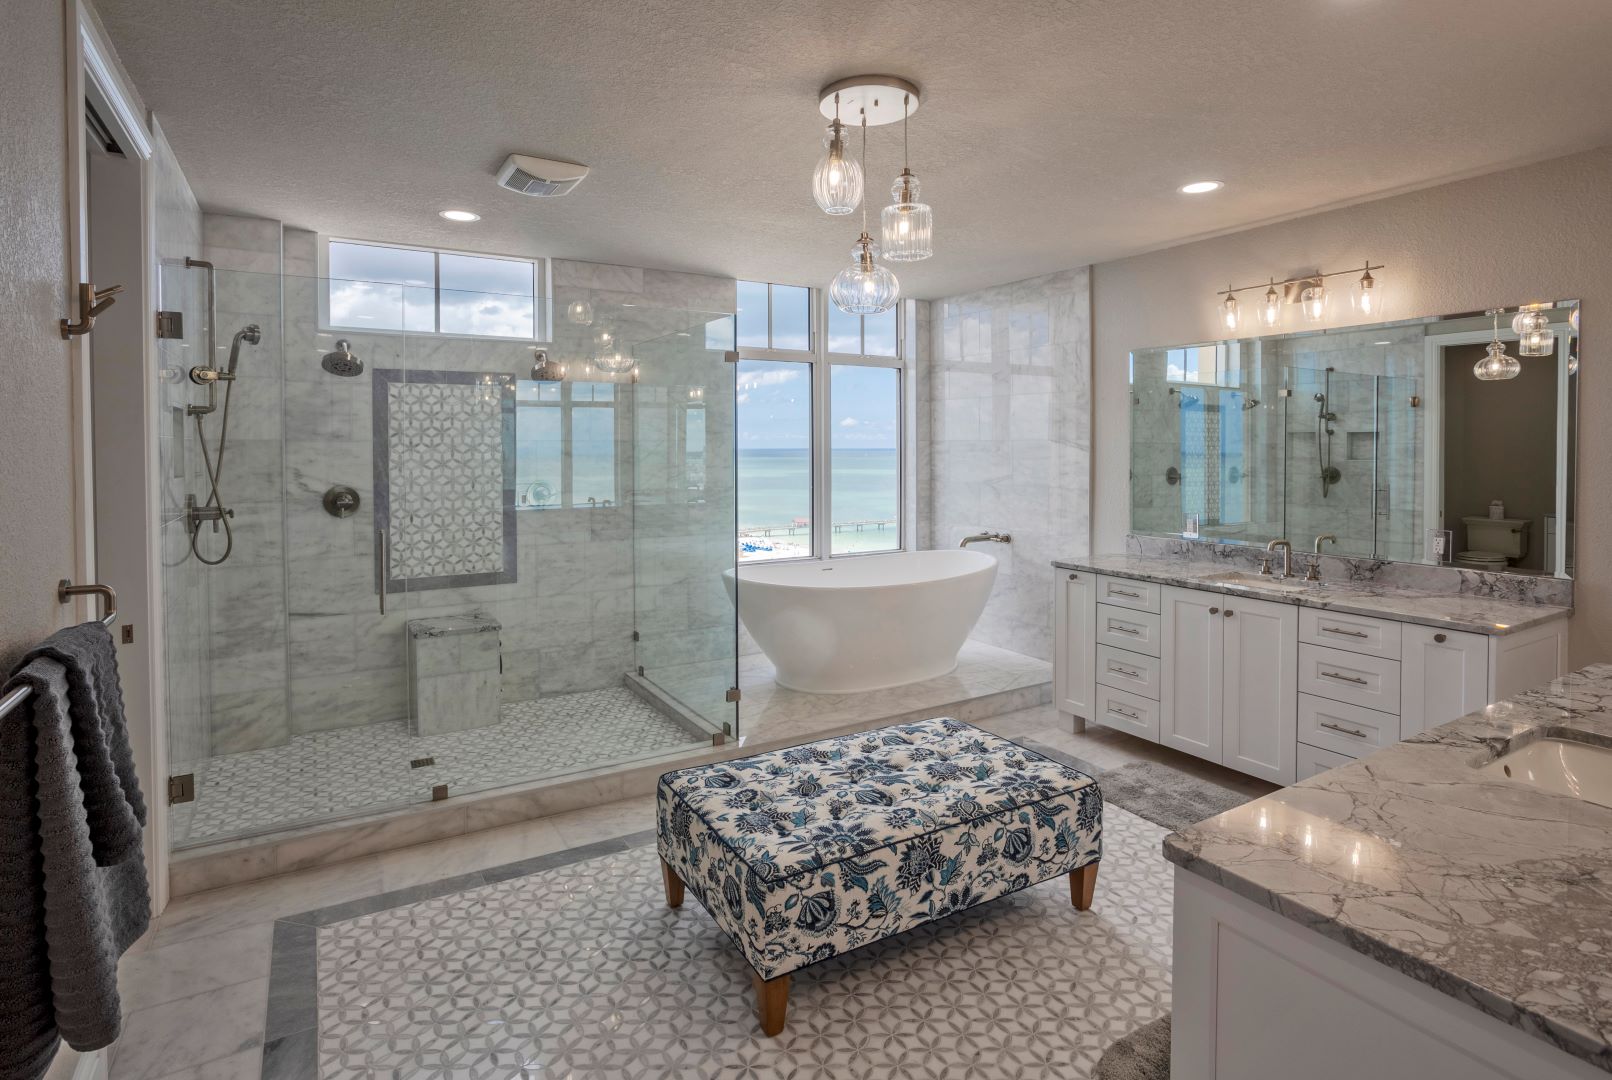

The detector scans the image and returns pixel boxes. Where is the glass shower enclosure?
[157,263,737,849]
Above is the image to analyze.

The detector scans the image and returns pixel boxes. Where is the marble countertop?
[1052,553,1570,636]
[1165,663,1612,1072]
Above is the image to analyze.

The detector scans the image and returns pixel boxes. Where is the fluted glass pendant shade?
[881,169,933,261]
[593,346,636,375]
[1513,307,1553,356]
[812,121,863,215]
[564,299,594,325]
[831,234,899,314]
[1474,340,1521,380]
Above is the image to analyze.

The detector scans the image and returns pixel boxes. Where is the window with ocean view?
[514,381,617,509]
[326,239,545,340]
[733,279,907,562]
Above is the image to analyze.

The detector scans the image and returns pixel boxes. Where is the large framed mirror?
[1129,301,1579,577]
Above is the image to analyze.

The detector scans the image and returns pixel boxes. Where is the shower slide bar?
[0,581,119,722]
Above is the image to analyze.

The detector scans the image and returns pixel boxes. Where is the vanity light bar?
[1214,261,1385,301]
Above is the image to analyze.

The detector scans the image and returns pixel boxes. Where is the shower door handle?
[376,526,388,615]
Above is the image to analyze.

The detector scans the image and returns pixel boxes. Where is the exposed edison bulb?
[811,121,863,215]
[1220,292,1240,332]
[1352,267,1383,317]
[1259,281,1282,328]
[1300,282,1327,323]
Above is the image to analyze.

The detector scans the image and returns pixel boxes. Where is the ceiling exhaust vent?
[496,154,589,197]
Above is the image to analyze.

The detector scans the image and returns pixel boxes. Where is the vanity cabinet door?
[1054,569,1096,720]
[1222,595,1298,785]
[1400,625,1487,738]
[1160,586,1224,764]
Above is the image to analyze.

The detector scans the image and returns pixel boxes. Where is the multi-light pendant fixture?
[1215,262,1384,332]
[812,76,928,315]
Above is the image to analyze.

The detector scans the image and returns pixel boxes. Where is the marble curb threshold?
[171,679,1051,897]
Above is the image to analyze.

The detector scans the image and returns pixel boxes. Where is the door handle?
[376,525,388,615]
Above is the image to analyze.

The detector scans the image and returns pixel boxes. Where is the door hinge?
[632,630,640,641]
[168,773,195,804]
[155,310,185,339]
[723,351,740,364]
[638,665,646,676]
[725,686,741,703]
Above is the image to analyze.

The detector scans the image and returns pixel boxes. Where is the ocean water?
[739,448,899,555]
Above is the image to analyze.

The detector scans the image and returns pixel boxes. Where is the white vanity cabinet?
[1056,569,1570,786]
[1053,568,1096,723]
[1160,585,1298,785]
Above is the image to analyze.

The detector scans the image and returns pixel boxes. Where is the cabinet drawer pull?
[1110,663,1141,678]
[1109,704,1141,721]
[1110,586,1142,598]
[1434,633,1447,643]
[1209,607,1220,615]
[1320,720,1369,739]
[1109,624,1141,636]
[1321,670,1368,686]
[1224,609,1234,618]
[1324,626,1368,638]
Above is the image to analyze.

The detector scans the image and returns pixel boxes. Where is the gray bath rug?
[1020,739,1258,833]
[264,808,1173,1079]
[1095,1013,1171,1079]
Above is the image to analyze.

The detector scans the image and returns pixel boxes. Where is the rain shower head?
[321,340,363,377]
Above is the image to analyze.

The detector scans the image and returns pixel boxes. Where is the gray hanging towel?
[0,639,151,1078]
[19,621,147,865]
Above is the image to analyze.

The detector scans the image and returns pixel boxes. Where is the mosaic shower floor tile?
[173,688,705,848]
[274,806,1171,1079]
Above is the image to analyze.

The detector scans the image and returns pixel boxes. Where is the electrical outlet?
[1428,528,1452,563]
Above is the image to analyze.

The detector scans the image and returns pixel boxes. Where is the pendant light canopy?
[811,93,862,215]
[880,94,933,261]
[1475,309,1521,381]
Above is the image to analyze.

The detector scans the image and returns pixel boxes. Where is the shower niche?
[1129,301,1578,574]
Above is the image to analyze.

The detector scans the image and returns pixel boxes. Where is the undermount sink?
[1477,736,1612,809]
[1200,571,1311,591]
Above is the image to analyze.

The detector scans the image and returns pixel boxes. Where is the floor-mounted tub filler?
[724,549,998,694]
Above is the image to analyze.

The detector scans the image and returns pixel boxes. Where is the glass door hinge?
[723,351,740,364]
[155,310,185,339]
[632,630,640,641]
[168,773,195,804]
[725,687,741,703]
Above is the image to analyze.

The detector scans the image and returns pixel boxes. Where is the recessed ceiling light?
[439,209,480,222]
[1179,180,1223,195]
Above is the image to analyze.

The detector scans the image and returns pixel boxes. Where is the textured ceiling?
[96,0,1612,299]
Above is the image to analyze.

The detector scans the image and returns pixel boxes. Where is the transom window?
[734,280,906,562]
[325,239,548,340]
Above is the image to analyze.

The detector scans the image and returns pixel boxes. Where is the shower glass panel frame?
[158,267,737,851]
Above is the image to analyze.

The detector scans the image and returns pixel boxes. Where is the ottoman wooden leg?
[1070,861,1099,911]
[752,971,791,1036]
[661,858,684,908]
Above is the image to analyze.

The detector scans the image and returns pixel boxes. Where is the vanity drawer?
[1096,644,1161,701]
[1298,644,1402,714]
[1095,604,1162,657]
[1297,741,1355,781]
[1094,683,1160,742]
[1297,693,1400,759]
[1096,575,1161,614]
[1299,608,1402,660]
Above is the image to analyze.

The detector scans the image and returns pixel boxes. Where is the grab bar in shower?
[0,581,119,723]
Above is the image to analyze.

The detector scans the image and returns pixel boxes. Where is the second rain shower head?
[321,340,363,377]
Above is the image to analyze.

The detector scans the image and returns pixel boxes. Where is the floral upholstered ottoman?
[656,717,1103,1035]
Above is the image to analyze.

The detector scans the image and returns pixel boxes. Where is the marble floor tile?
[117,921,273,1017]
[111,975,269,1080]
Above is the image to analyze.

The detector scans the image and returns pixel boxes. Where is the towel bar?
[0,580,119,722]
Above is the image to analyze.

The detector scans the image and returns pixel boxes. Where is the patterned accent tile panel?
[174,689,704,847]
[313,807,1171,1078]
[381,373,514,585]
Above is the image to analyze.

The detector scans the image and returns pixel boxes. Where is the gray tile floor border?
[259,827,661,1079]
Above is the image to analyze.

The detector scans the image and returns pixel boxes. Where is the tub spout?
[960,532,1012,548]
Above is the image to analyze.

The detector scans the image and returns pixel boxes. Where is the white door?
[1400,625,1488,738]
[1160,585,1223,763]
[1053,569,1096,720]
[1221,595,1298,784]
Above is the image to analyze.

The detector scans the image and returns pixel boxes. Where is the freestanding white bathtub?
[722,549,998,694]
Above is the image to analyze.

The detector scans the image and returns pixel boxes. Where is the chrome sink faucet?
[1307,534,1337,581]
[1264,539,1294,578]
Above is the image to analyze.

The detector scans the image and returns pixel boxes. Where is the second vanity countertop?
[1163,663,1612,1072]
[1052,553,1571,636]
